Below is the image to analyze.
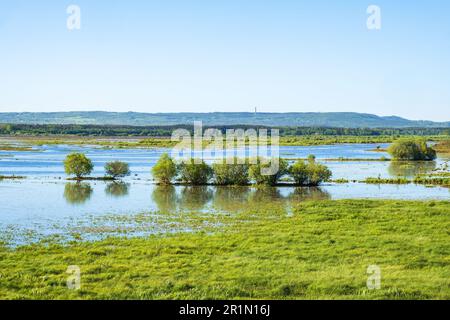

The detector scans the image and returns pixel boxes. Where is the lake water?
[0,143,448,245]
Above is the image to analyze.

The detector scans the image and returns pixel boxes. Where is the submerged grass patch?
[0,144,35,152]
[0,200,449,300]
[363,176,450,186]
[0,175,26,180]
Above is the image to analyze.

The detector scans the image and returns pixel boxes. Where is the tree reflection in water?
[249,187,283,203]
[212,186,251,211]
[64,182,93,205]
[105,182,129,198]
[388,161,436,178]
[289,187,331,201]
[178,186,214,211]
[152,185,177,213]
[151,185,331,213]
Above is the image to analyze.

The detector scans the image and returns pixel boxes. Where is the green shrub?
[289,160,309,185]
[177,159,213,185]
[387,138,437,161]
[307,162,332,185]
[152,153,177,185]
[212,158,249,185]
[64,153,94,178]
[289,157,332,186]
[249,158,289,186]
[105,161,130,178]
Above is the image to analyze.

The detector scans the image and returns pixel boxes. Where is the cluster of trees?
[152,154,332,186]
[1,123,448,137]
[62,152,331,185]
[64,153,130,179]
[387,138,437,161]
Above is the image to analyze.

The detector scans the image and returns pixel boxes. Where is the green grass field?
[0,200,449,300]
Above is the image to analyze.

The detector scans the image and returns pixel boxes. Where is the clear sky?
[0,0,449,120]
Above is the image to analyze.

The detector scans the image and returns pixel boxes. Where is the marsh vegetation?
[0,139,449,299]
[0,199,448,299]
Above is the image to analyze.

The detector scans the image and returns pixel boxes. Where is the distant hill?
[0,112,448,128]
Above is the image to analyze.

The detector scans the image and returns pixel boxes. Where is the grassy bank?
[0,199,449,300]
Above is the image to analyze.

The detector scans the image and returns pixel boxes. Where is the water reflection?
[289,187,331,201]
[388,161,437,178]
[105,182,130,198]
[179,186,214,211]
[213,186,251,211]
[64,182,93,205]
[249,187,283,203]
[151,185,331,213]
[151,185,177,212]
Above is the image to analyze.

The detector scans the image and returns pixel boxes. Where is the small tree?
[105,161,130,178]
[289,156,332,186]
[212,158,249,185]
[249,158,288,186]
[307,162,332,186]
[388,138,436,161]
[64,153,93,179]
[177,158,213,185]
[152,153,177,185]
[289,160,309,185]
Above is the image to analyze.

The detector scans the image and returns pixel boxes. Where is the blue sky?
[0,0,449,121]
